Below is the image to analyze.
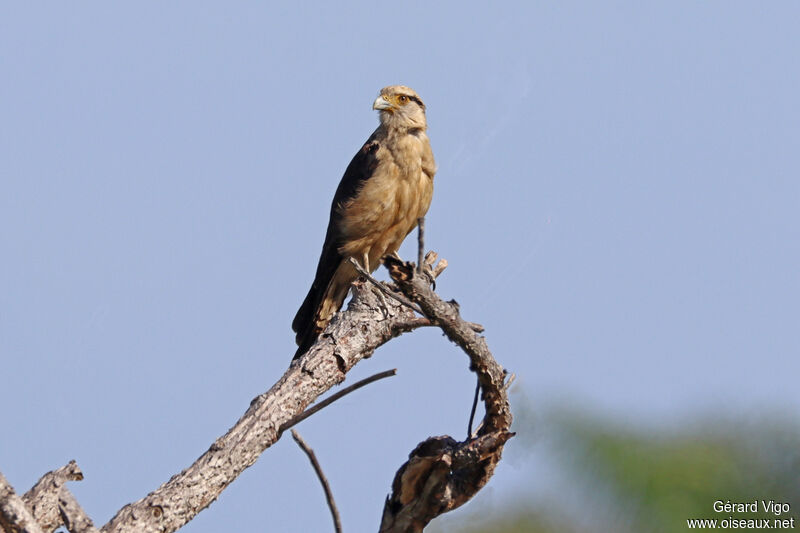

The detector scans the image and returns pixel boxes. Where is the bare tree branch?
[385,255,512,434]
[57,490,99,533]
[0,460,98,533]
[291,431,342,533]
[416,217,425,276]
[378,254,514,532]
[424,252,448,280]
[98,282,426,533]
[21,461,84,533]
[280,369,398,433]
[348,257,424,315]
[3,245,511,533]
[467,377,480,439]
[0,470,45,533]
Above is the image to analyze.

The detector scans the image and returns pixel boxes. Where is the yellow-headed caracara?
[292,86,436,359]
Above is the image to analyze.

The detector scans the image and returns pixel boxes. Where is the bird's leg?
[361,252,371,273]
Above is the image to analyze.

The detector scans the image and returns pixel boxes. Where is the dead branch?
[21,460,85,533]
[467,377,481,438]
[280,369,398,433]
[9,460,98,533]
[378,255,514,532]
[98,283,424,533]
[0,471,45,533]
[385,255,512,434]
[348,257,424,315]
[417,217,425,275]
[1,246,512,533]
[291,431,342,533]
[57,490,99,533]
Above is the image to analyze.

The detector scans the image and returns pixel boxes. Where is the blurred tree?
[434,405,800,533]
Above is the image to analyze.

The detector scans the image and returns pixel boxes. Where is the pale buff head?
[372,85,427,131]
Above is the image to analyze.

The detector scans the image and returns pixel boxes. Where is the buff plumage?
[292,86,436,359]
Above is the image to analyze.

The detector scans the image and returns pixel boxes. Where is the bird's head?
[373,85,427,131]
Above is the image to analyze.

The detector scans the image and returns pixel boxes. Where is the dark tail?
[292,234,345,360]
[292,284,322,360]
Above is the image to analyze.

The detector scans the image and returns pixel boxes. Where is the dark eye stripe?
[402,95,424,108]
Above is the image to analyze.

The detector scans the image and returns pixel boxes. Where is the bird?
[292,85,436,360]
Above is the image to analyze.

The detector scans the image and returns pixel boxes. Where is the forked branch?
[377,253,514,532]
[0,235,512,533]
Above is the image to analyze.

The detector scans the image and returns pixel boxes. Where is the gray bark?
[0,471,45,533]
[378,255,514,533]
[0,253,512,533]
[22,460,87,533]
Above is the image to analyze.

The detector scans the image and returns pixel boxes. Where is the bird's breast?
[337,139,434,264]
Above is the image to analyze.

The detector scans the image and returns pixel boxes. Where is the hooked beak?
[372,94,393,111]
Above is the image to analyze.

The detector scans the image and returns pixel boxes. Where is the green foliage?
[436,407,800,533]
[553,411,800,532]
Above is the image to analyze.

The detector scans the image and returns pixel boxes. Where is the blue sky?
[2,2,798,532]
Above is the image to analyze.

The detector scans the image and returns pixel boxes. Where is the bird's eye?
[398,95,408,104]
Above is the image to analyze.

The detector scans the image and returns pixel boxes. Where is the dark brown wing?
[292,134,381,359]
